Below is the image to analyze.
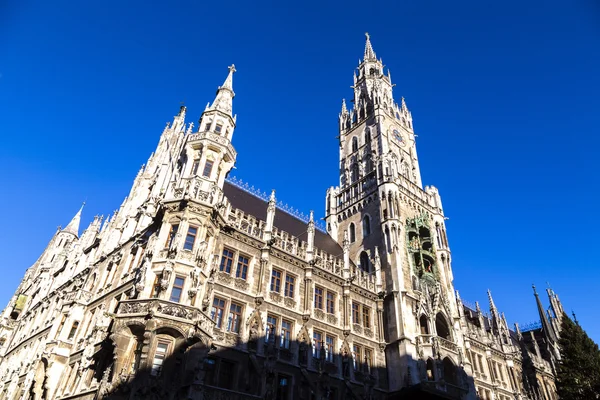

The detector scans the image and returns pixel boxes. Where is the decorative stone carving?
[234,278,249,291]
[283,297,296,309]
[314,308,325,320]
[327,313,338,325]
[364,327,374,338]
[269,292,282,303]
[353,323,363,334]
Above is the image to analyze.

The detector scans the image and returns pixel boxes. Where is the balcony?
[116,299,214,336]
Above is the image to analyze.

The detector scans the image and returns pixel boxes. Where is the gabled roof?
[223,182,343,256]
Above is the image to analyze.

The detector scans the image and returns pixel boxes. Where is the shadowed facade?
[0,35,561,400]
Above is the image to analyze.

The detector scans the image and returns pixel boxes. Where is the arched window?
[351,163,359,183]
[349,223,356,243]
[385,226,391,253]
[426,359,435,381]
[365,129,371,143]
[351,137,358,152]
[359,252,369,272]
[435,313,451,340]
[362,215,371,237]
[442,357,457,385]
[420,315,429,335]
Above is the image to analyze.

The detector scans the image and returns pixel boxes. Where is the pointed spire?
[209,64,236,116]
[341,99,348,115]
[533,284,558,343]
[364,32,377,61]
[62,203,84,237]
[487,289,497,313]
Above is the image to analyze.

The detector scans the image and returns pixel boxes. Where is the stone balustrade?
[116,299,214,336]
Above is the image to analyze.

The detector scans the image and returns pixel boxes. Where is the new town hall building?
[0,35,564,400]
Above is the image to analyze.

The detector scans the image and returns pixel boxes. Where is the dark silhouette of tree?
[556,313,600,400]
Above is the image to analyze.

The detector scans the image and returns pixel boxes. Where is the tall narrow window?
[351,137,358,152]
[67,321,79,341]
[236,255,249,280]
[313,331,323,358]
[191,160,200,175]
[352,344,362,370]
[183,226,197,251]
[281,320,292,349]
[220,248,234,274]
[204,121,212,131]
[227,302,243,333]
[271,269,282,293]
[362,306,371,328]
[266,315,278,344]
[314,286,324,310]
[276,374,291,400]
[349,223,356,243]
[150,341,170,376]
[211,297,226,328]
[165,224,179,248]
[170,276,185,303]
[364,348,373,372]
[325,335,335,362]
[362,215,371,236]
[359,251,370,272]
[326,291,335,314]
[284,275,295,297]
[202,160,214,178]
[151,275,161,298]
[352,303,360,325]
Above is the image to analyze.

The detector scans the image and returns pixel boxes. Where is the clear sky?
[1,1,599,342]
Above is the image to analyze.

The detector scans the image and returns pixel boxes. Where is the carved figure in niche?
[410,236,420,250]
[341,346,351,378]
[424,259,432,273]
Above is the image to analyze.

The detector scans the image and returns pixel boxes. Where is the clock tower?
[325,34,472,396]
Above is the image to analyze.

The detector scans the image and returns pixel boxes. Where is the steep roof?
[223,182,343,256]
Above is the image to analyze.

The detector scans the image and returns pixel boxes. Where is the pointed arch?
[419,314,430,335]
[349,223,356,243]
[351,136,358,152]
[362,215,371,237]
[359,251,370,272]
[426,358,435,381]
[435,312,451,340]
[442,357,458,385]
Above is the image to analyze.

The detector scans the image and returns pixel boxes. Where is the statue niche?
[406,214,437,280]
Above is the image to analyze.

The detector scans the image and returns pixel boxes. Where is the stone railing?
[437,336,458,353]
[116,299,214,336]
[187,131,237,160]
[64,290,93,305]
[170,177,224,206]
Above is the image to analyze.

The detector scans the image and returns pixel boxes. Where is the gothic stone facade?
[0,35,563,400]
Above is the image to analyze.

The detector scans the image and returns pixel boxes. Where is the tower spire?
[62,203,84,237]
[533,284,558,343]
[208,64,236,116]
[364,32,377,61]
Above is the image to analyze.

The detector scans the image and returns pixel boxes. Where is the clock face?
[392,128,405,146]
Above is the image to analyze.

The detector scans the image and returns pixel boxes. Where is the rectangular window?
[314,286,324,310]
[276,374,291,400]
[326,291,335,314]
[191,160,200,175]
[215,123,223,133]
[313,331,322,358]
[183,226,197,251]
[151,275,160,298]
[67,321,79,341]
[362,306,371,328]
[204,121,212,131]
[220,248,234,274]
[284,274,295,298]
[271,269,282,293]
[169,276,185,303]
[325,335,335,362]
[165,224,179,248]
[266,315,278,344]
[352,303,360,325]
[150,341,170,376]
[211,297,226,329]
[202,160,214,178]
[236,255,249,280]
[352,344,362,370]
[217,360,235,390]
[281,320,292,349]
[478,355,485,374]
[227,302,243,334]
[364,348,373,373]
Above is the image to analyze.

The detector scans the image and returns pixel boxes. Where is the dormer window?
[215,123,223,133]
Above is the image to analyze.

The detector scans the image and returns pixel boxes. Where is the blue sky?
[1,1,599,342]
